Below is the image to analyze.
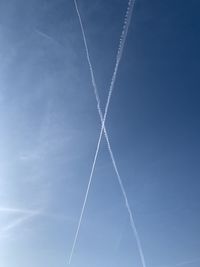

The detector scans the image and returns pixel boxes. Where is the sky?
[0,0,200,267]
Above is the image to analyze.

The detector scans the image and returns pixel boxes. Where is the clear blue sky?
[0,0,200,267]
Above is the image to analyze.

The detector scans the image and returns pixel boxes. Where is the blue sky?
[0,0,200,267]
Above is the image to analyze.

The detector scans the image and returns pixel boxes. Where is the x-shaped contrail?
[69,1,147,267]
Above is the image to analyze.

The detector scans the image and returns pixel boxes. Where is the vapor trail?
[0,206,37,214]
[35,29,63,48]
[0,211,40,233]
[160,257,200,267]
[69,1,147,266]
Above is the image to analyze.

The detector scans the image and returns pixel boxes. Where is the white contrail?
[69,0,146,266]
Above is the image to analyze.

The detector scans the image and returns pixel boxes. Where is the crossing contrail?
[68,1,147,266]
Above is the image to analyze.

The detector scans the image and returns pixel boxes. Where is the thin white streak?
[0,207,37,214]
[0,211,39,233]
[69,0,146,266]
[35,29,63,48]
[0,207,73,221]
[0,207,73,236]
[160,258,200,267]
[107,142,147,267]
